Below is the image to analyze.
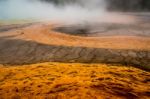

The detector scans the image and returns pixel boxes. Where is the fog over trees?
[107,0,150,11]
[41,0,150,11]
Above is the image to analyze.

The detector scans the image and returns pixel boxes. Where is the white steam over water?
[0,0,106,22]
[0,0,136,24]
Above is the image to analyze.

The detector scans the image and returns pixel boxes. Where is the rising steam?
[0,0,105,21]
[0,0,136,24]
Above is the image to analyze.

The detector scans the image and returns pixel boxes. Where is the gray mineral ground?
[0,13,149,70]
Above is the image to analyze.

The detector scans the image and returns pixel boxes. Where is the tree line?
[41,0,150,11]
[107,0,150,11]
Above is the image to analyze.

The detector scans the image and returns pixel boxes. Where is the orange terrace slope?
[0,62,150,99]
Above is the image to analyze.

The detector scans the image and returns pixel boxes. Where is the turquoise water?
[0,0,50,20]
[0,0,8,19]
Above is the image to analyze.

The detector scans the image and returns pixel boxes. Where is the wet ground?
[53,13,150,37]
[0,13,149,70]
[0,13,150,99]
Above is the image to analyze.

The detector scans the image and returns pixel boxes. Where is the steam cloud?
[0,0,105,21]
[0,0,136,24]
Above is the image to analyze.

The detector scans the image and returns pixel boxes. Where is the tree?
[41,0,150,11]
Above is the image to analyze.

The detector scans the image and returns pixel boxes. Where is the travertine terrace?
[0,13,150,70]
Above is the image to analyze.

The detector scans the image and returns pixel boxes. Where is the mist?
[0,0,105,22]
